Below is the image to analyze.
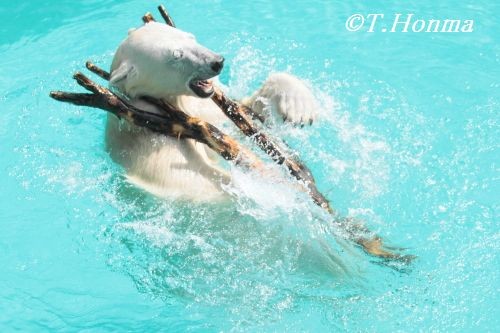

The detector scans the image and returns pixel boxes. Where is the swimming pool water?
[1,1,498,331]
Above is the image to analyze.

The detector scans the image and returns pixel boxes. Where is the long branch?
[151,7,412,260]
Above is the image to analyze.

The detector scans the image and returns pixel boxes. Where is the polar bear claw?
[247,73,319,125]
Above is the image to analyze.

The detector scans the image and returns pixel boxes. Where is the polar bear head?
[110,22,224,99]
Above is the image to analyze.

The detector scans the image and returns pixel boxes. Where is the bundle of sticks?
[50,5,413,262]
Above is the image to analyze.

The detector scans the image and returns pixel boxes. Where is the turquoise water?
[1,0,499,331]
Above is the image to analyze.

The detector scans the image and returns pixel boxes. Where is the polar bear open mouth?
[189,78,214,98]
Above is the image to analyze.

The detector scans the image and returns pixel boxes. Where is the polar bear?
[106,22,319,201]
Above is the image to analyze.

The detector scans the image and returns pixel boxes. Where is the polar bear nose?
[210,57,224,74]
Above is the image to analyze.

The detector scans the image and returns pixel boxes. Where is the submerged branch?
[154,6,412,261]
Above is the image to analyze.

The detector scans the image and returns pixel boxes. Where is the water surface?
[0,1,498,331]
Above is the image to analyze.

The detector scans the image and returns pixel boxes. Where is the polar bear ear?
[109,62,136,91]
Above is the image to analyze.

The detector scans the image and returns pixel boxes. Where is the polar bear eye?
[173,49,183,59]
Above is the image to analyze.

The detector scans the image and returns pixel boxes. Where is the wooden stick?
[158,5,176,27]
[142,12,155,24]
[85,61,110,80]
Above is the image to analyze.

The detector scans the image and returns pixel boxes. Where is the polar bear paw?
[248,73,319,126]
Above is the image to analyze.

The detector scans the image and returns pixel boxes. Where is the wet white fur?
[106,22,319,201]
